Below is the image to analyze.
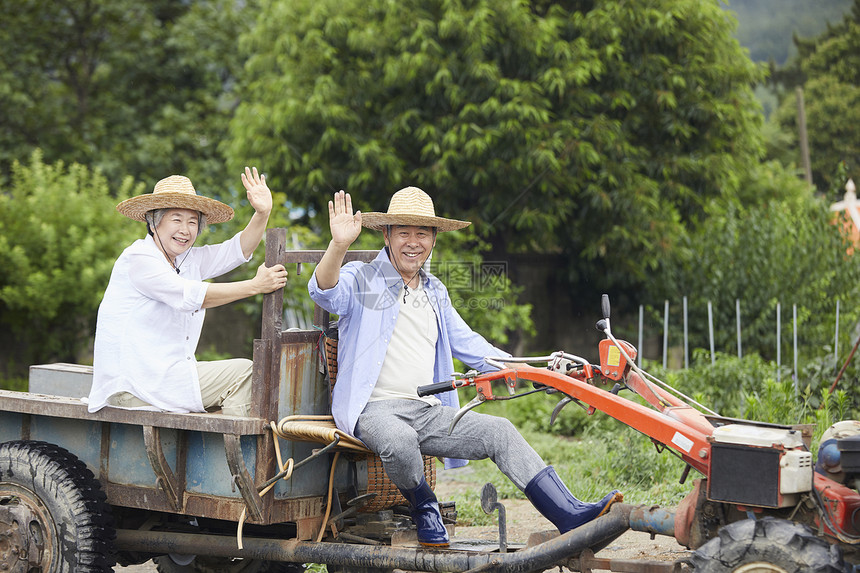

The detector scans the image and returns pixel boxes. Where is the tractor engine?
[707,424,813,508]
[827,420,860,491]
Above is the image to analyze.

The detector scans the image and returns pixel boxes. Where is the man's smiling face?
[383,225,437,284]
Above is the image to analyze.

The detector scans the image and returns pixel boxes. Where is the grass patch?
[439,423,695,525]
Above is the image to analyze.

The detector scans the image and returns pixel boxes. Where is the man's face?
[383,225,437,280]
[153,208,200,261]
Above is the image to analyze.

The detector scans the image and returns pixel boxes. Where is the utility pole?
[796,87,813,186]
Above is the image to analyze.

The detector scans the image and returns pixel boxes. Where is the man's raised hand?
[329,190,362,247]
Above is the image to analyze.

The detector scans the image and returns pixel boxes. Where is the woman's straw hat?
[116,175,234,224]
[361,187,470,232]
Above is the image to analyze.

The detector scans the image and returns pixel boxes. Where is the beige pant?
[110,358,254,417]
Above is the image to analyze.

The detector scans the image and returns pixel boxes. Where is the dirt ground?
[114,467,690,571]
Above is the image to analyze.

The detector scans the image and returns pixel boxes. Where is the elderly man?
[308,187,621,547]
[87,167,288,417]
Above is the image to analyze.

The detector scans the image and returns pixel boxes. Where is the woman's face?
[152,208,199,261]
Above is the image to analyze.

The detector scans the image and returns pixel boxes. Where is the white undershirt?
[370,281,441,405]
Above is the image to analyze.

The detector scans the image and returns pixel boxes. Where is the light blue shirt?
[308,248,510,467]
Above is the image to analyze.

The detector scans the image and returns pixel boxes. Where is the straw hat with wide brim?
[361,187,470,232]
[116,175,234,224]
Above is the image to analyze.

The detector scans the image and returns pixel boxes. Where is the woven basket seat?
[275,414,436,513]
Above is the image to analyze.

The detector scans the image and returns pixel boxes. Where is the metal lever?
[480,483,507,553]
[447,395,484,435]
[550,396,573,426]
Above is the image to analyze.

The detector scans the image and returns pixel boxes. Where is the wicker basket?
[322,332,437,512]
[324,336,338,387]
[361,454,437,513]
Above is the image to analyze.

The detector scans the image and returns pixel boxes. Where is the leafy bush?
[0,152,142,375]
[645,170,860,365]
[654,351,782,418]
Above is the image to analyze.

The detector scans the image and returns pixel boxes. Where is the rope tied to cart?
[236,415,370,548]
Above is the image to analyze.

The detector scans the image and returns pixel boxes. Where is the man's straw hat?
[116,175,234,224]
[361,187,470,232]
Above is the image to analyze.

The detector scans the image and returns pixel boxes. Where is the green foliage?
[772,75,860,192]
[0,0,251,195]
[431,228,534,345]
[0,152,142,374]
[646,175,860,362]
[231,0,766,289]
[769,1,860,191]
[656,351,783,418]
[444,425,692,523]
[726,0,854,66]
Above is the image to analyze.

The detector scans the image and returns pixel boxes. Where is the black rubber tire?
[154,555,306,573]
[0,440,116,572]
[689,517,846,572]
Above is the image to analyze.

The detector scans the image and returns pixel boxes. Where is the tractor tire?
[689,517,846,572]
[0,440,116,572]
[153,555,306,573]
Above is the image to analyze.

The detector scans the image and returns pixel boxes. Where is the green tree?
[645,163,860,363]
[230,0,768,291]
[0,0,250,196]
[770,0,860,191]
[0,152,142,376]
[726,0,853,66]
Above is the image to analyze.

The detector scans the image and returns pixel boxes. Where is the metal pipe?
[707,301,715,365]
[116,529,481,572]
[736,298,742,359]
[461,506,632,573]
[638,304,644,368]
[115,504,638,572]
[683,296,688,370]
[663,300,669,369]
[627,505,676,538]
[777,302,781,382]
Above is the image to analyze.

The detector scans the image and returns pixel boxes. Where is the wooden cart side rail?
[0,389,269,435]
[262,228,379,340]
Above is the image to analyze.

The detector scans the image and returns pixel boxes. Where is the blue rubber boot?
[400,476,449,547]
[524,466,623,534]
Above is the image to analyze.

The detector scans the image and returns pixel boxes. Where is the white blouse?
[88,233,250,413]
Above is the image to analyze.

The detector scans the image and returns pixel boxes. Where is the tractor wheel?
[154,555,305,573]
[0,440,116,572]
[689,517,846,572]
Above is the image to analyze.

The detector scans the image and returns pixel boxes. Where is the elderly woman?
[87,167,288,417]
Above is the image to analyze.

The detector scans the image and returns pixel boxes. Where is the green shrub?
[0,151,142,375]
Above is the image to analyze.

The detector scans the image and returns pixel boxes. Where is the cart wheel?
[0,440,116,572]
[154,555,306,572]
[688,517,846,572]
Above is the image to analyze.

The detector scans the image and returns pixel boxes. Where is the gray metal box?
[28,363,93,398]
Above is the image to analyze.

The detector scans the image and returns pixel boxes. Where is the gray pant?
[355,399,546,491]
